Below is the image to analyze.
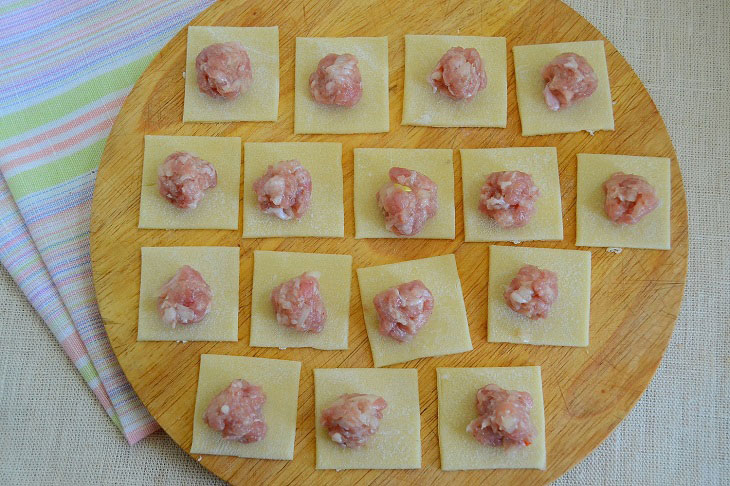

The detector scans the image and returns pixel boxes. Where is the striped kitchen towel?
[0,0,215,444]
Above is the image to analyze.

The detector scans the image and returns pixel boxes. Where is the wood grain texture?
[89,0,689,484]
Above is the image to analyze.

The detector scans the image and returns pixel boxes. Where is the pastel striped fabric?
[0,0,214,444]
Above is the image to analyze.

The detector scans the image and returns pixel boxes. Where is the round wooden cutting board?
[90,0,688,484]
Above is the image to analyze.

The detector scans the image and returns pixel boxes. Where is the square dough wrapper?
[190,354,301,459]
[437,366,546,470]
[138,247,239,342]
[354,148,455,239]
[461,147,563,242]
[357,254,472,367]
[295,37,389,134]
[139,135,241,230]
[250,251,352,350]
[488,245,591,347]
[183,26,279,122]
[243,142,344,238]
[576,153,671,249]
[513,40,614,136]
[314,368,421,470]
[402,35,507,128]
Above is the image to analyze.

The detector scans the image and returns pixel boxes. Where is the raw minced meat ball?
[429,47,487,101]
[157,151,217,210]
[252,159,312,220]
[376,167,439,236]
[603,172,660,225]
[479,171,540,228]
[309,53,363,107]
[467,384,536,449]
[373,280,434,342]
[541,52,598,111]
[321,393,388,448]
[195,42,253,100]
[504,264,558,320]
[203,379,267,443]
[157,265,213,328]
[270,271,327,333]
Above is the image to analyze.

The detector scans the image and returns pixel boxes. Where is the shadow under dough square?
[243,142,344,238]
[250,251,352,350]
[138,247,239,342]
[513,40,614,136]
[354,148,455,240]
[357,254,472,367]
[314,368,421,470]
[460,147,563,242]
[183,26,279,122]
[295,37,389,134]
[190,354,301,459]
[488,245,591,347]
[437,366,546,470]
[139,135,241,230]
[576,153,671,249]
[402,35,507,127]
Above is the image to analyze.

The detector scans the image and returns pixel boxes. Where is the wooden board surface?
[89,0,689,484]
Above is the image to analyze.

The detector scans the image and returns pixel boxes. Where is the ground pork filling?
[309,53,363,107]
[467,384,536,448]
[321,393,388,448]
[429,47,487,101]
[203,379,267,443]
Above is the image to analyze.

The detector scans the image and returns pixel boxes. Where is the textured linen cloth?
[0,0,728,484]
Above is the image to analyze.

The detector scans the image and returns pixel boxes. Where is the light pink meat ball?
[270,271,327,333]
[309,53,363,107]
[541,52,598,111]
[467,384,536,448]
[321,393,388,448]
[376,167,439,237]
[479,171,540,228]
[603,172,660,225]
[157,151,217,210]
[157,265,213,328]
[252,159,312,220]
[195,42,253,100]
[429,47,487,101]
[504,264,558,320]
[203,379,267,443]
[373,280,434,342]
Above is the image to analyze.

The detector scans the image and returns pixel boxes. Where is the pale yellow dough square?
[437,366,546,470]
[488,245,591,347]
[190,354,301,459]
[137,247,239,342]
[354,148,455,239]
[183,26,279,122]
[461,147,563,242]
[243,142,344,238]
[295,37,389,134]
[314,368,421,470]
[576,154,671,249]
[513,40,614,136]
[250,251,352,350]
[402,35,507,127]
[357,254,472,367]
[139,135,241,230]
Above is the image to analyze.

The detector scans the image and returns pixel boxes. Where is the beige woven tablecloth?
[1,0,727,484]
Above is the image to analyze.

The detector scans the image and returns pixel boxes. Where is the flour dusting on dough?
[416,113,433,124]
